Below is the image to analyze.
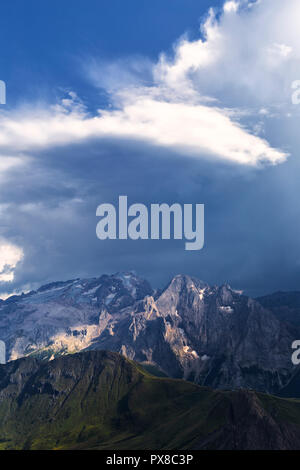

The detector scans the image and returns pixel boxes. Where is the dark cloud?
[0,132,300,298]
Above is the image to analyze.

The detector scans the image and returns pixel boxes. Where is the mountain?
[257,291,300,327]
[279,368,300,398]
[0,272,299,394]
[0,272,152,359]
[1,350,300,450]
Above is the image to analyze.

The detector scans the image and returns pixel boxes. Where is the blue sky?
[0,0,223,106]
[1,0,300,298]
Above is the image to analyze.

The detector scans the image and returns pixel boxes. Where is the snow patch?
[82,285,100,296]
[201,354,210,361]
[219,306,234,314]
[105,293,116,305]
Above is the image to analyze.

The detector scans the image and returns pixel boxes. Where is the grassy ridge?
[0,351,300,450]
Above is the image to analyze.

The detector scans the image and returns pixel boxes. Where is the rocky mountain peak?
[0,272,299,395]
[166,274,209,292]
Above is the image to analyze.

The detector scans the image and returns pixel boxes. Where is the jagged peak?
[167,274,209,290]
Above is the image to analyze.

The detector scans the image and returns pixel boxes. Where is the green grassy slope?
[0,351,300,450]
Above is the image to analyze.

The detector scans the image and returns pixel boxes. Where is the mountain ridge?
[1,350,300,450]
[0,272,299,395]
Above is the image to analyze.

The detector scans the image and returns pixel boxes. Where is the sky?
[1,0,300,298]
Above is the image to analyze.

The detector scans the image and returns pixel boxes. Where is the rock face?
[0,272,152,360]
[257,291,300,327]
[0,272,299,394]
[1,351,300,450]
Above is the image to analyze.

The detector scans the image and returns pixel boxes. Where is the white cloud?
[0,156,25,172]
[223,1,240,13]
[0,241,24,283]
[1,0,298,167]
[0,90,286,166]
[152,0,300,107]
